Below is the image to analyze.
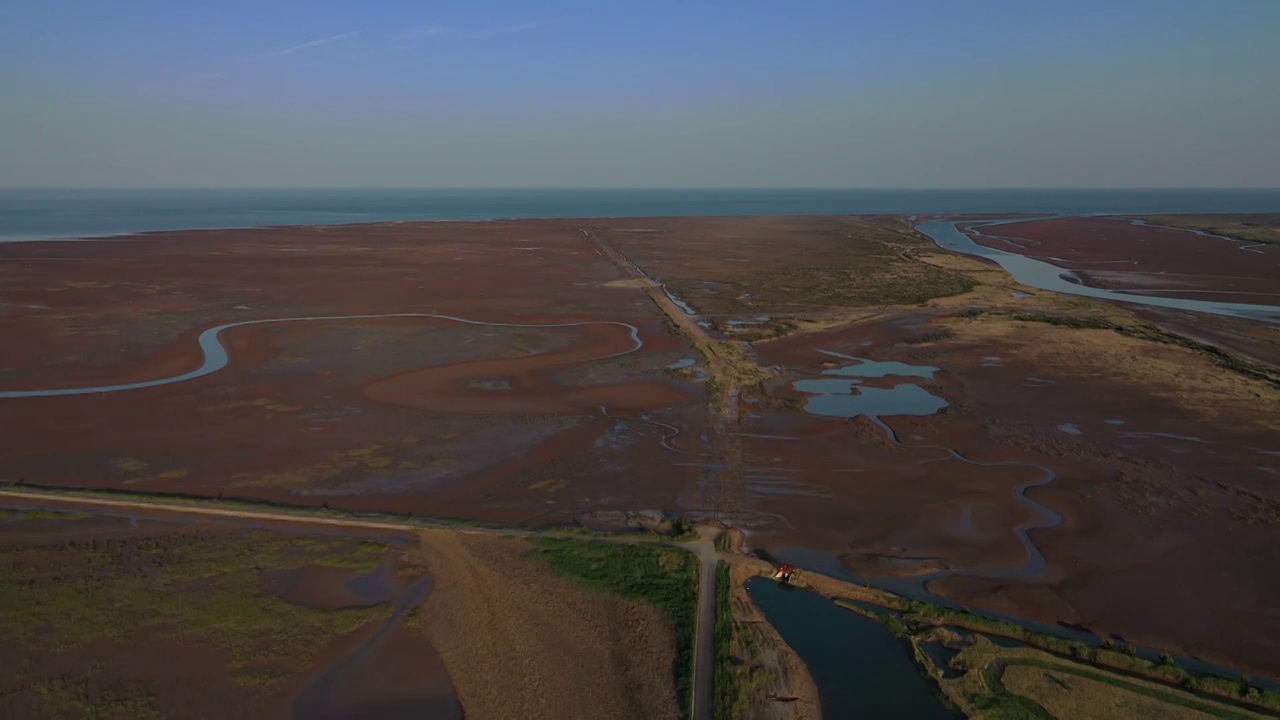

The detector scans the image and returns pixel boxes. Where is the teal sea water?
[2,188,1278,241]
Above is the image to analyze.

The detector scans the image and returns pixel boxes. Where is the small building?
[773,564,798,584]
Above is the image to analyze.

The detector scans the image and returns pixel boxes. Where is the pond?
[794,382,949,420]
[747,577,954,720]
[794,351,948,420]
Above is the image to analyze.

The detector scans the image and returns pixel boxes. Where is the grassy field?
[713,561,743,720]
[603,216,975,320]
[727,221,976,311]
[959,309,1280,389]
[531,538,698,717]
[1003,663,1220,720]
[0,520,398,713]
[0,508,93,521]
[23,674,165,720]
[941,639,1272,720]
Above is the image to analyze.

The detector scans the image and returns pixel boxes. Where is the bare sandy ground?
[727,562,823,720]
[407,530,681,720]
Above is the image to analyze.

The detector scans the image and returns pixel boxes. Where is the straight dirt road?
[582,227,735,719]
[683,538,718,720]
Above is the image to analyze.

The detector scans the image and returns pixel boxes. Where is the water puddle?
[745,475,834,499]
[918,641,962,679]
[343,562,399,605]
[666,358,696,370]
[727,315,772,330]
[264,560,399,611]
[796,384,948,420]
[947,504,980,540]
[1105,419,1126,426]
[661,284,698,315]
[1056,423,1083,436]
[1122,431,1210,444]
[292,574,460,720]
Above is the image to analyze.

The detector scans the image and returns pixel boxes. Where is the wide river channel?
[915,219,1280,325]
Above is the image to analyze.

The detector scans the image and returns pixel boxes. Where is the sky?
[1,0,1277,189]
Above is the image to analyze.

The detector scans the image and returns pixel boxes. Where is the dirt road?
[0,487,520,538]
[582,227,738,719]
[581,229,713,355]
[682,538,718,720]
[581,228,761,518]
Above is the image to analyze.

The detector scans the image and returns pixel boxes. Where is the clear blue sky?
[1,0,1276,188]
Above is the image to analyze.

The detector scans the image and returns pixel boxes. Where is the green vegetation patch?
[713,562,741,720]
[1133,216,1280,247]
[738,223,976,309]
[531,538,698,717]
[714,566,795,719]
[0,508,93,522]
[29,674,163,720]
[0,531,394,688]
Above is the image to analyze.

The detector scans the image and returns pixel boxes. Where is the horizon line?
[4,186,1280,193]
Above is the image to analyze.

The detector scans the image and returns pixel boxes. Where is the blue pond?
[818,350,939,379]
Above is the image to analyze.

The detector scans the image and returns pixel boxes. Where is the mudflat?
[3,213,1280,685]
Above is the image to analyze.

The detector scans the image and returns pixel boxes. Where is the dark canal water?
[747,577,954,719]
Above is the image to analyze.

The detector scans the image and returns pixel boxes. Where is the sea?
[2,188,1278,242]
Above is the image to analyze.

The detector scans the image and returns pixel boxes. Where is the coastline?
[5,187,1280,243]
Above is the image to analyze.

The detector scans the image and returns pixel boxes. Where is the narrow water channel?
[747,577,954,720]
[0,313,644,399]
